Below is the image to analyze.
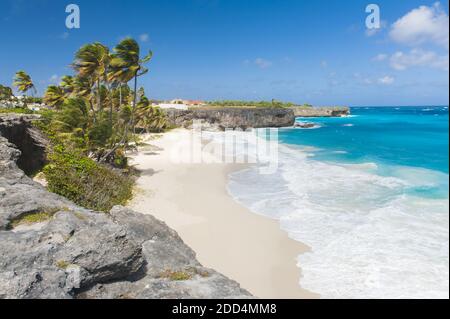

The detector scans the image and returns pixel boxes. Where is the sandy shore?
[127,129,318,299]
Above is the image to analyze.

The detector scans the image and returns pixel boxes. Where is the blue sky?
[0,0,448,106]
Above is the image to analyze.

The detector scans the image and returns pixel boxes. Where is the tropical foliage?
[0,84,13,100]
[40,37,169,164]
[43,143,133,211]
[13,71,36,97]
[34,38,170,211]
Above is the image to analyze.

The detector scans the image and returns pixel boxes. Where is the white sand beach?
[127,129,318,299]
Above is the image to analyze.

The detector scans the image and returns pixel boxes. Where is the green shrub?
[0,108,34,114]
[43,146,133,212]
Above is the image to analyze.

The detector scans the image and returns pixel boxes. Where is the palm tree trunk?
[109,86,113,129]
[97,78,101,114]
[132,74,138,133]
[119,83,122,107]
[89,100,97,124]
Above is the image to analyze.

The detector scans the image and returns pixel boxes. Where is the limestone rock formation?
[164,108,296,130]
[290,107,350,117]
[0,114,252,299]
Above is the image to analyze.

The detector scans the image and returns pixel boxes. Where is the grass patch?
[9,210,57,229]
[159,269,193,281]
[0,107,34,114]
[55,260,70,269]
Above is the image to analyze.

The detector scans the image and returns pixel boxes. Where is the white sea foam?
[223,132,449,299]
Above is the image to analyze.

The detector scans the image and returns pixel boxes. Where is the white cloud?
[139,33,150,42]
[254,58,272,69]
[390,49,449,71]
[378,76,395,85]
[321,60,328,68]
[390,2,449,49]
[373,53,388,61]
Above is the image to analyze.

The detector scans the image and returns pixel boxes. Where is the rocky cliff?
[164,108,296,130]
[0,114,48,175]
[164,107,350,130]
[0,114,251,299]
[290,106,350,117]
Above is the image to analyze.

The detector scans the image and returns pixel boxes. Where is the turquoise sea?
[227,106,449,298]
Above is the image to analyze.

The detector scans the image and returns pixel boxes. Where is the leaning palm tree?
[107,57,132,108]
[43,85,65,109]
[13,71,36,103]
[72,43,110,114]
[110,38,153,132]
[73,75,97,121]
[60,75,75,97]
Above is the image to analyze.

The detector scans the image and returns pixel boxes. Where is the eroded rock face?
[164,108,296,130]
[290,107,350,117]
[0,115,252,299]
[0,114,48,175]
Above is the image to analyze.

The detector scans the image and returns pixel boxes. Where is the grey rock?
[0,114,252,299]
[294,122,318,129]
[290,106,350,117]
[164,108,296,131]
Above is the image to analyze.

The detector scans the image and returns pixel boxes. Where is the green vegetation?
[159,269,193,281]
[39,38,169,159]
[0,84,13,100]
[158,267,210,281]
[9,210,58,229]
[206,99,312,108]
[0,108,34,114]
[13,71,37,104]
[2,38,170,212]
[55,260,70,269]
[42,143,133,212]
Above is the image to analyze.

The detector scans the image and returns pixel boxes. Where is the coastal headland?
[164,106,350,130]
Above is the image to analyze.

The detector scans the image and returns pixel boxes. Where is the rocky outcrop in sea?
[0,114,251,299]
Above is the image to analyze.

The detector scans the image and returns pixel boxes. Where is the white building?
[158,103,189,110]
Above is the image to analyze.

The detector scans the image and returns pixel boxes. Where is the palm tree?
[0,85,13,101]
[108,57,131,108]
[43,85,65,109]
[110,38,153,131]
[135,101,167,133]
[72,43,110,114]
[73,75,96,121]
[60,75,75,97]
[13,71,36,103]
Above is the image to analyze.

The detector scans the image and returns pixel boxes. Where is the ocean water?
[226,106,449,299]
